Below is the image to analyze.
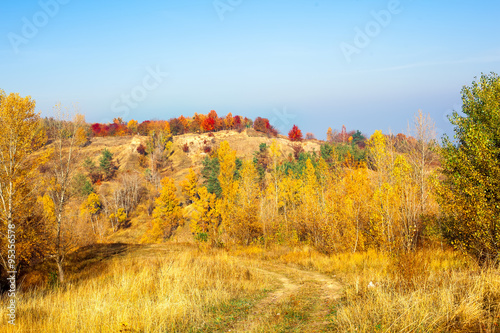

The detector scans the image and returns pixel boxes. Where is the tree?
[408,110,437,217]
[80,193,103,239]
[253,117,277,137]
[216,141,238,244]
[109,208,127,232]
[146,128,173,188]
[201,155,221,197]
[73,173,94,197]
[42,106,85,283]
[127,119,139,134]
[75,126,89,147]
[83,157,100,183]
[439,73,500,262]
[224,113,234,129]
[0,91,48,275]
[142,177,182,242]
[288,125,303,142]
[201,110,218,132]
[99,148,117,180]
[305,132,316,140]
[191,186,219,244]
[326,127,334,142]
[233,160,262,245]
[169,117,185,135]
[367,130,390,183]
[180,168,200,204]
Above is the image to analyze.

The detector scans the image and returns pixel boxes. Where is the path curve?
[232,263,342,332]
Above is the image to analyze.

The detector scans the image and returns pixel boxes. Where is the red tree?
[288,125,303,142]
[201,117,215,132]
[90,123,102,136]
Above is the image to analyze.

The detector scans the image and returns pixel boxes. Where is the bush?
[137,144,146,155]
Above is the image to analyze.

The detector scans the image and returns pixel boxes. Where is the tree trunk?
[56,256,64,283]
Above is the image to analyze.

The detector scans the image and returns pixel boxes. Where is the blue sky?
[1,0,499,139]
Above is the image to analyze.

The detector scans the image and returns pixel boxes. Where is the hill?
[48,128,322,245]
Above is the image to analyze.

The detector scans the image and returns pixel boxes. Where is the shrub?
[137,144,147,155]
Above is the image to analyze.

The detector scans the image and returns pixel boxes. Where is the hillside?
[57,128,322,244]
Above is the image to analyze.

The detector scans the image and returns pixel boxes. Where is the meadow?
[2,243,499,332]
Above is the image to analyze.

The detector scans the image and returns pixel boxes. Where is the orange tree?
[0,91,48,275]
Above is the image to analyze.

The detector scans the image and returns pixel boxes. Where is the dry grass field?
[2,244,499,332]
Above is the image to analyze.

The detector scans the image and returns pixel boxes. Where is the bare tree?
[408,110,437,215]
[43,104,84,283]
[101,172,144,231]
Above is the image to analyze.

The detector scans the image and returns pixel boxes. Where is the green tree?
[73,173,94,197]
[439,73,500,263]
[201,155,221,197]
[99,148,116,180]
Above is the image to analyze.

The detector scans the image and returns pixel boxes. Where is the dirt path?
[231,263,342,333]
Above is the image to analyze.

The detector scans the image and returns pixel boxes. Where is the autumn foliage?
[288,124,303,141]
[3,73,499,294]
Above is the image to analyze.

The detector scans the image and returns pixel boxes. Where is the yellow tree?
[80,192,103,239]
[180,168,200,204]
[277,174,302,243]
[143,177,182,243]
[191,186,219,244]
[215,141,238,242]
[367,130,390,184]
[127,119,139,134]
[262,140,283,239]
[392,154,420,251]
[300,159,322,246]
[326,127,333,142]
[343,166,371,252]
[233,160,261,244]
[0,91,47,274]
[324,166,371,253]
[367,130,399,250]
[109,208,126,232]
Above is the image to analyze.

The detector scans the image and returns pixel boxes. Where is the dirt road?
[232,262,343,332]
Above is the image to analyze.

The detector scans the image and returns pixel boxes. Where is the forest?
[0,73,499,332]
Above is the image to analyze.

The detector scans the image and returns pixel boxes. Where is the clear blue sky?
[1,0,499,139]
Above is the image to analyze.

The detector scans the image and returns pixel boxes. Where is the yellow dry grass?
[0,245,274,333]
[3,244,499,332]
[248,246,500,332]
